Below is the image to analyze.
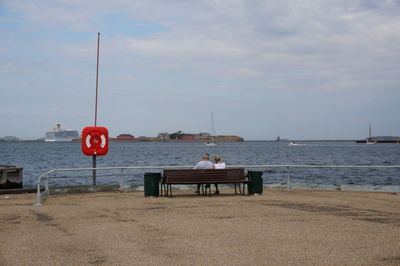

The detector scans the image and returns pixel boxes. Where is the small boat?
[206,112,217,147]
[205,142,216,147]
[289,141,306,146]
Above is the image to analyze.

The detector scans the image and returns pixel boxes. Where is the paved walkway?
[1,189,399,265]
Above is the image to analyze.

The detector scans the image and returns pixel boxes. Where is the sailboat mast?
[212,112,215,135]
[211,111,215,142]
[369,123,372,139]
[205,111,217,146]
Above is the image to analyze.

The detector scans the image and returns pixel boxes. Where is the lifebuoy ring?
[85,133,106,149]
[82,127,109,156]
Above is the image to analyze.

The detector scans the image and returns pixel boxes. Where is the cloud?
[123,35,250,59]
[1,0,400,139]
[223,67,264,79]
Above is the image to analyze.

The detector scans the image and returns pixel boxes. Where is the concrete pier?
[0,189,399,265]
[0,165,22,189]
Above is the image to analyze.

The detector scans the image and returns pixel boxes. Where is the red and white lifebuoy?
[82,127,109,156]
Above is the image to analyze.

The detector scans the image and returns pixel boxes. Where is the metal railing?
[34,165,193,206]
[34,164,400,206]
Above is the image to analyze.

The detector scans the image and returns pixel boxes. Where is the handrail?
[34,164,400,206]
[232,165,400,168]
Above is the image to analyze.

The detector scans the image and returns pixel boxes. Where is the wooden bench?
[161,168,249,197]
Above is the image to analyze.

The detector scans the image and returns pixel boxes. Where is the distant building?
[116,134,134,141]
[157,133,170,140]
[197,133,211,140]
[168,131,182,140]
[172,131,199,140]
[276,136,288,142]
[179,135,195,140]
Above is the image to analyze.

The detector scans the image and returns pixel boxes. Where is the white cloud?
[1,0,400,139]
[225,67,264,79]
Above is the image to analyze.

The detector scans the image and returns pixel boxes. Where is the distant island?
[111,130,244,142]
[0,130,244,143]
[355,136,400,144]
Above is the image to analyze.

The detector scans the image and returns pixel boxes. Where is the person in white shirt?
[214,155,226,169]
[194,153,214,169]
[194,153,214,194]
[213,155,226,195]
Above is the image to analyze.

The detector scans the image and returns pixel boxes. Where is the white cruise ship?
[45,124,79,142]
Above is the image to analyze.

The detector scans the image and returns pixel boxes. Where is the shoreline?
[3,139,400,143]
[0,139,361,143]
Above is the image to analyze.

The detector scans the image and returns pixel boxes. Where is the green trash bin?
[144,172,161,197]
[248,171,263,195]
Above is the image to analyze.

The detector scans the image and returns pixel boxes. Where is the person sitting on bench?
[213,155,226,195]
[194,153,214,194]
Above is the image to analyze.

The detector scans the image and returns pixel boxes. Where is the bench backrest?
[163,168,246,184]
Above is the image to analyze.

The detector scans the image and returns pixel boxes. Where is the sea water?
[0,141,399,188]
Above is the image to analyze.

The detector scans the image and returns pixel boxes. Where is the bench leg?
[168,184,173,198]
[235,183,241,195]
[202,184,211,196]
[166,184,168,197]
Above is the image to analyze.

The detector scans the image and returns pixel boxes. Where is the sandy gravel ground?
[0,189,399,265]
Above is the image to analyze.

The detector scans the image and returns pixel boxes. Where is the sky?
[1,0,399,140]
